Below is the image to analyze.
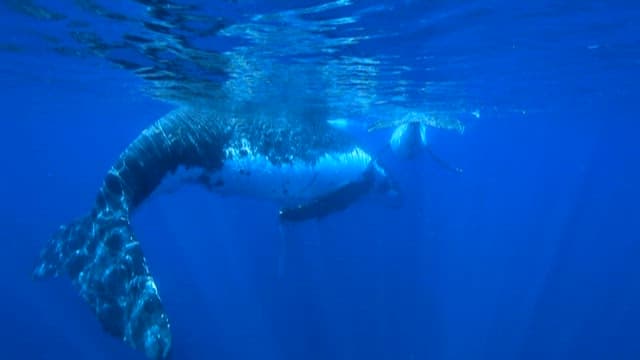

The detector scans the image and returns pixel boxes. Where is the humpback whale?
[388,121,463,173]
[389,121,428,159]
[328,111,465,174]
[32,106,398,359]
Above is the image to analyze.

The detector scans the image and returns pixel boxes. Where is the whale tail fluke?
[33,209,172,359]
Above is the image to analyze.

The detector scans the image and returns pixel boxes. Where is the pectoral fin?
[278,174,374,222]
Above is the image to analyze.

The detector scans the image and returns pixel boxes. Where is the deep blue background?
[2,1,640,360]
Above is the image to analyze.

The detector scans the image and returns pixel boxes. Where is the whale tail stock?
[30,108,229,359]
[32,204,172,359]
[29,115,190,359]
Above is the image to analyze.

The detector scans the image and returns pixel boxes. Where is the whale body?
[32,106,397,359]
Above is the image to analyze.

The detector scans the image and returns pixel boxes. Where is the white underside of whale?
[157,141,374,206]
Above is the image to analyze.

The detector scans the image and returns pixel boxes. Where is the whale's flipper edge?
[33,209,171,359]
[425,145,463,174]
[278,173,373,222]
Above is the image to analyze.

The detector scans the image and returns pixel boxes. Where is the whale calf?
[32,106,398,359]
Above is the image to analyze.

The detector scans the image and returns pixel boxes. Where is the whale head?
[389,122,427,159]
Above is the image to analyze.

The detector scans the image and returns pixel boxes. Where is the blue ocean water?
[1,0,639,359]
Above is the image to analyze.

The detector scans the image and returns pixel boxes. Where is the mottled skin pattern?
[32,107,360,359]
